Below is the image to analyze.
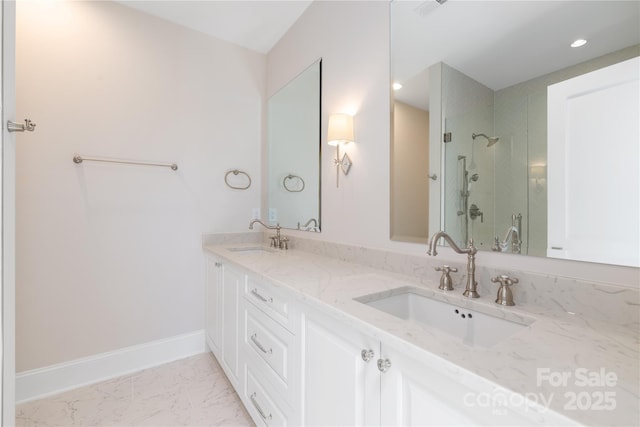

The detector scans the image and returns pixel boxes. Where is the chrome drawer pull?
[251,333,272,355]
[251,288,273,303]
[250,392,272,421]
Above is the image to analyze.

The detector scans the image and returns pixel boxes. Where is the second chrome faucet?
[249,219,288,250]
[427,231,479,298]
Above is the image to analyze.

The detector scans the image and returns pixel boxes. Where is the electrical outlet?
[252,208,260,219]
[268,208,277,222]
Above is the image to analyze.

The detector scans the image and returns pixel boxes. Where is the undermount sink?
[226,246,276,254]
[358,290,533,347]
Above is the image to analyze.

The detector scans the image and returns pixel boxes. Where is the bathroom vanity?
[203,234,638,427]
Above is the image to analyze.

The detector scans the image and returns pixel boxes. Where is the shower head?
[469,173,479,182]
[472,133,499,147]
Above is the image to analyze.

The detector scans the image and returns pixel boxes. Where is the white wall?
[268,0,390,248]
[267,1,639,288]
[16,1,263,371]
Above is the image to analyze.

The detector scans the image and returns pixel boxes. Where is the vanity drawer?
[244,299,298,405]
[245,369,289,427]
[245,276,292,330]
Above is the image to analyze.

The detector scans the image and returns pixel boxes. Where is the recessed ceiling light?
[393,82,403,90]
[571,39,587,48]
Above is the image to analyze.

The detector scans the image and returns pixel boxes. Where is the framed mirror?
[391,1,639,266]
[267,59,322,232]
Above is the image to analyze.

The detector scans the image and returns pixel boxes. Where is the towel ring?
[225,169,251,190]
[283,174,305,192]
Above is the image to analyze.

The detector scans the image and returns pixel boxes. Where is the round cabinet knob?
[377,358,392,373]
[361,349,375,362]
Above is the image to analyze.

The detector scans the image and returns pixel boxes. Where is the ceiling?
[117,0,313,54]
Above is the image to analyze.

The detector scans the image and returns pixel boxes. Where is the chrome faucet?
[492,214,522,254]
[427,231,479,298]
[249,219,287,249]
[492,226,521,253]
[298,218,318,231]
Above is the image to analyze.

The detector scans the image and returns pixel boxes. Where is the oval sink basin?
[360,290,533,347]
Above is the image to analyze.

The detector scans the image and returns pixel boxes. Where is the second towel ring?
[225,169,252,190]
[283,174,305,192]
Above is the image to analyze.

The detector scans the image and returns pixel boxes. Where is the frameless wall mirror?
[391,1,639,266]
[267,59,322,232]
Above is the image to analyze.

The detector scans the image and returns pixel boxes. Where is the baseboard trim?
[16,329,206,404]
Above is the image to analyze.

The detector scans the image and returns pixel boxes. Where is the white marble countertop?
[203,242,639,426]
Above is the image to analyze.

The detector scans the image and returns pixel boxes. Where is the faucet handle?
[492,237,502,252]
[279,236,289,250]
[491,275,518,306]
[491,275,519,286]
[435,265,457,291]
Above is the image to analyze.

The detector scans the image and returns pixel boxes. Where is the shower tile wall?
[440,63,495,249]
[493,92,530,254]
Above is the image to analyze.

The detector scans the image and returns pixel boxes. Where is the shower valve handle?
[469,204,484,223]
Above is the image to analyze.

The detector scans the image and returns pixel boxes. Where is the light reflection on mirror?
[267,59,322,232]
[391,0,639,266]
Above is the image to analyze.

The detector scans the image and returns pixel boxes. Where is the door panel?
[302,311,380,427]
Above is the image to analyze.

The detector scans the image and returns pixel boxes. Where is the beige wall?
[391,101,429,242]
[16,1,264,371]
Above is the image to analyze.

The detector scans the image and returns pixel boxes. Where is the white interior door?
[547,57,640,267]
[2,0,17,424]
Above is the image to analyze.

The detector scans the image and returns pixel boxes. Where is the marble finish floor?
[16,352,255,426]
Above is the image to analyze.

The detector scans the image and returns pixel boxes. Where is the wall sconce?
[530,164,546,192]
[327,113,354,188]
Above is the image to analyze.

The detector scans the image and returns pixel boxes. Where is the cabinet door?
[380,345,539,426]
[222,264,244,387]
[380,344,477,426]
[302,310,380,427]
[205,257,222,357]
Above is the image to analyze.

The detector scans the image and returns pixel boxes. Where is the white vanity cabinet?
[205,256,244,390]
[205,251,555,427]
[302,306,545,427]
[241,275,302,427]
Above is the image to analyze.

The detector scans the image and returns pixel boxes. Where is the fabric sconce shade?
[327,114,354,146]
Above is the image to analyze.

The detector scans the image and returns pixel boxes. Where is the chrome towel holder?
[225,169,251,190]
[283,174,305,192]
[73,154,178,171]
[7,118,36,133]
